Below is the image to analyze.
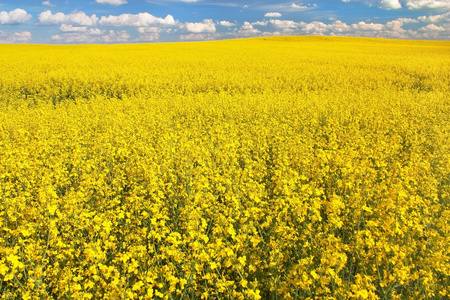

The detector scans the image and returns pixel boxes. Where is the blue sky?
[0,0,449,43]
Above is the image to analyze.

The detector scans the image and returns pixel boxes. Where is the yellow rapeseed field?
[0,36,449,299]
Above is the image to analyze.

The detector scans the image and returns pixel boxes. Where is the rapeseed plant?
[0,36,449,299]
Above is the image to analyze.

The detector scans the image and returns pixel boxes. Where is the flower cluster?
[0,36,449,299]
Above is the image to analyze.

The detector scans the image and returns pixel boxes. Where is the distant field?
[0,37,449,299]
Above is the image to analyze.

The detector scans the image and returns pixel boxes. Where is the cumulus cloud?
[0,30,32,43]
[99,13,176,27]
[60,24,87,32]
[244,17,440,39]
[237,22,260,36]
[51,33,91,43]
[344,0,450,11]
[180,33,209,40]
[270,19,299,30]
[418,12,450,22]
[53,28,105,41]
[136,33,159,42]
[262,31,282,37]
[419,24,446,31]
[184,19,216,33]
[265,12,282,18]
[51,29,129,43]
[404,0,450,10]
[137,26,160,33]
[102,30,130,42]
[253,21,268,26]
[299,21,329,34]
[42,1,54,7]
[327,20,352,33]
[87,28,105,35]
[298,19,385,36]
[238,14,448,40]
[416,23,449,38]
[379,0,402,9]
[38,10,98,26]
[385,20,404,30]
[395,17,419,23]
[351,21,384,31]
[218,20,235,27]
[228,15,449,40]
[0,9,32,25]
[96,0,128,5]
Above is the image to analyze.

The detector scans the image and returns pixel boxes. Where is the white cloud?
[57,27,100,36]
[87,28,105,35]
[218,20,235,27]
[60,24,87,32]
[179,32,221,41]
[38,10,65,24]
[136,33,159,42]
[291,3,308,9]
[419,23,446,31]
[137,26,160,33]
[253,21,268,26]
[300,21,329,34]
[96,0,128,5]
[0,9,32,25]
[265,12,282,18]
[418,12,450,22]
[180,33,207,40]
[327,20,352,32]
[299,19,397,37]
[135,27,168,41]
[395,17,419,23]
[42,1,54,7]
[102,30,130,42]
[270,19,298,29]
[343,0,450,11]
[11,31,31,42]
[415,23,449,38]
[99,13,176,27]
[260,2,313,11]
[232,16,448,40]
[351,21,384,31]
[0,30,32,43]
[379,0,402,9]
[237,22,260,36]
[262,31,282,37]
[38,10,98,26]
[385,20,405,30]
[184,19,216,33]
[51,33,91,43]
[298,18,416,38]
[405,0,450,10]
[51,29,129,43]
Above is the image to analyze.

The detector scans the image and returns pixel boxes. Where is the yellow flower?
[0,263,9,276]
[357,289,369,299]
[240,279,248,288]
[0,36,447,300]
